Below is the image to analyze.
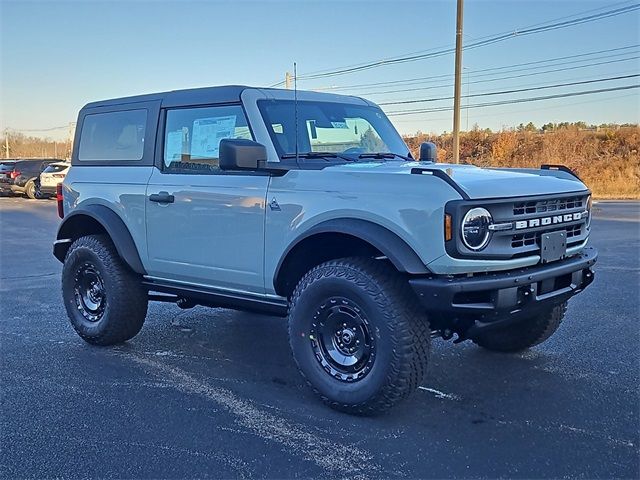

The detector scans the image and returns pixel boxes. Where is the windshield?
[258,100,410,159]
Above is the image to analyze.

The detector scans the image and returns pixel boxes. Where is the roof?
[81,85,371,110]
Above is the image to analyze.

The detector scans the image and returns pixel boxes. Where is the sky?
[1,0,639,140]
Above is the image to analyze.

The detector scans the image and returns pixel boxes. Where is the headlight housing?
[586,195,592,228]
[461,207,492,251]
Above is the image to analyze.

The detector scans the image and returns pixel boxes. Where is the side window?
[78,109,147,161]
[163,105,252,174]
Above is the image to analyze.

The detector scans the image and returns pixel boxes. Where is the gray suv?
[54,86,597,414]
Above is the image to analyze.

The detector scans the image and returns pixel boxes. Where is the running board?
[142,279,288,317]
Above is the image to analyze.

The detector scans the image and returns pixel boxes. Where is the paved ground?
[1,197,638,479]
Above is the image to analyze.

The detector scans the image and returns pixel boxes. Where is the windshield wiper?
[358,152,414,161]
[281,152,356,162]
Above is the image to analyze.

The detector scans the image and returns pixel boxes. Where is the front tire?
[472,302,567,352]
[62,234,148,345]
[288,258,430,415]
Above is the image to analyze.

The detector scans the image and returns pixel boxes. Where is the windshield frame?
[257,99,410,161]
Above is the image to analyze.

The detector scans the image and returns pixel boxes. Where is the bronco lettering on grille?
[514,212,585,230]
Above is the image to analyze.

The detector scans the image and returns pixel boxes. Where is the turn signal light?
[444,214,452,241]
[56,183,64,219]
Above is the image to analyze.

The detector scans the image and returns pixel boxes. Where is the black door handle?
[149,191,174,203]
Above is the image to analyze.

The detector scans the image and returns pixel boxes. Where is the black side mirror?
[419,142,438,162]
[219,139,267,170]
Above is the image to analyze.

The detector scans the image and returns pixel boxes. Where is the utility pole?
[285,71,292,89]
[452,0,464,164]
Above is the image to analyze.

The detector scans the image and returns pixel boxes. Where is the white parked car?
[36,162,70,198]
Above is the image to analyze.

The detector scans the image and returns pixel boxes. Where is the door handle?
[149,191,175,203]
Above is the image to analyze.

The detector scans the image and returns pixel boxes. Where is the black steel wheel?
[62,234,147,345]
[289,257,431,415]
[73,263,106,323]
[310,297,375,382]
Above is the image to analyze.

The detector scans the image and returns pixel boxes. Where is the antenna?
[294,62,299,166]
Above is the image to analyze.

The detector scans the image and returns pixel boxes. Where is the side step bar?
[142,279,289,317]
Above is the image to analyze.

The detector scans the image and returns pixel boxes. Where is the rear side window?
[43,164,68,174]
[163,105,252,174]
[78,109,147,161]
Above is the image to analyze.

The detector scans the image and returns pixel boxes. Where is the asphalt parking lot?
[0,197,638,479]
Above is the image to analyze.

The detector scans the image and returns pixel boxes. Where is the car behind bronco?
[54,85,597,414]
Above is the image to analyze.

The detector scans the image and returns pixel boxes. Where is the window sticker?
[191,115,237,158]
[165,130,184,166]
[331,121,349,129]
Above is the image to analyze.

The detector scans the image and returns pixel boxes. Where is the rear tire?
[62,234,148,345]
[472,302,567,352]
[288,257,431,415]
[25,180,37,199]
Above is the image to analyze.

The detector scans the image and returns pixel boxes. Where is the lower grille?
[511,224,583,249]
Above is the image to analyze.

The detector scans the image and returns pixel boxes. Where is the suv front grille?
[511,224,583,249]
[513,196,584,216]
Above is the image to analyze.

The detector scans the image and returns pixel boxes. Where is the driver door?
[145,104,269,294]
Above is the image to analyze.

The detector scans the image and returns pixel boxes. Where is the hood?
[329,161,588,199]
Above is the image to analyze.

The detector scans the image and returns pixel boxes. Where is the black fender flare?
[54,204,146,274]
[274,218,429,285]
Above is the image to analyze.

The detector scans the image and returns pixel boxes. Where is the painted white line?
[418,386,461,400]
[128,355,381,478]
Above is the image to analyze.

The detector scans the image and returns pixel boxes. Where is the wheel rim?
[73,262,106,322]
[28,184,35,197]
[309,297,375,382]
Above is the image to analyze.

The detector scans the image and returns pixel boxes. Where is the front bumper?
[410,247,597,319]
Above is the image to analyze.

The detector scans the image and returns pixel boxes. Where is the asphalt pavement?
[1,197,638,479]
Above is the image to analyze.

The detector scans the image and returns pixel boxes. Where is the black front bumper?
[410,247,597,319]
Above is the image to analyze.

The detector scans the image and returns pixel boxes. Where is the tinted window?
[163,105,252,174]
[43,164,68,174]
[79,109,147,161]
[15,161,44,173]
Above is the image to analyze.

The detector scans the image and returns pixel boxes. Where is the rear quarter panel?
[62,166,154,263]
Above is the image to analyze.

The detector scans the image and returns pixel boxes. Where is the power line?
[292,4,640,80]
[6,125,68,133]
[386,84,640,116]
[297,0,638,80]
[360,55,640,96]
[321,44,639,93]
[378,74,640,106]
[391,91,640,124]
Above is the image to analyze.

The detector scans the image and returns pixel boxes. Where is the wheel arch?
[54,204,146,274]
[273,218,429,297]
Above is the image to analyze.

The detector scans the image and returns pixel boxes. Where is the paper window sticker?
[165,130,184,166]
[191,115,237,158]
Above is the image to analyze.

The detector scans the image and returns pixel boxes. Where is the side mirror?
[219,139,267,170]
[419,142,438,162]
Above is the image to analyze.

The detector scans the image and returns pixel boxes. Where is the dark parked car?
[0,159,63,198]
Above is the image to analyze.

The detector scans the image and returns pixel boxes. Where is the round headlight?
[461,207,492,251]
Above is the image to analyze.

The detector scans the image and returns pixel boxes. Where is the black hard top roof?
[82,85,252,109]
[81,85,369,110]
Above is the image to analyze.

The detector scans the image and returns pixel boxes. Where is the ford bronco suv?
[54,86,597,414]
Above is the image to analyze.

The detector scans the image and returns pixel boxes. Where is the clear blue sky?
[1,0,638,139]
